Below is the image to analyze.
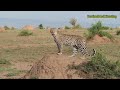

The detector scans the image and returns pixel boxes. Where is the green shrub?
[39,24,43,29]
[65,26,71,29]
[4,26,10,30]
[89,21,109,30]
[89,21,102,31]
[86,21,113,40]
[18,30,33,36]
[98,31,113,39]
[69,52,120,79]
[116,30,120,35]
[87,21,103,39]
[101,26,109,30]
[84,31,94,40]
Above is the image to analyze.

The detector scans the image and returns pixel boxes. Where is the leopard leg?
[57,44,63,55]
[69,46,78,57]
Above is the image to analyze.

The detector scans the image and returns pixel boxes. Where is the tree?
[4,26,10,30]
[39,24,43,29]
[69,18,77,27]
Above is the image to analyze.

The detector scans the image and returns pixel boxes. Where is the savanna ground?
[0,29,120,79]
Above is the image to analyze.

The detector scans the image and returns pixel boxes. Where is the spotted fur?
[50,29,96,57]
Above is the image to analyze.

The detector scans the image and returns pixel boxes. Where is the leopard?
[50,29,96,58]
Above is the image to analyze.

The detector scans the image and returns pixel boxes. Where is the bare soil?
[88,35,115,44]
[22,54,85,79]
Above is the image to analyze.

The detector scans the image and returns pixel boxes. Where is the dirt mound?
[22,54,84,79]
[22,25,34,30]
[0,27,5,32]
[89,35,112,44]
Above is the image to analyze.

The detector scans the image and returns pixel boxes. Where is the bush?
[87,21,103,39]
[101,26,109,30]
[98,31,113,39]
[84,31,94,40]
[18,30,33,36]
[86,21,113,40]
[39,24,43,29]
[65,26,71,29]
[89,21,109,30]
[89,21,102,31]
[4,26,10,30]
[116,30,120,35]
[69,52,120,79]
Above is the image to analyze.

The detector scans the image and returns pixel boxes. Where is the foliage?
[116,30,120,35]
[39,24,43,29]
[4,26,10,30]
[65,26,71,29]
[69,52,120,79]
[86,21,113,40]
[18,30,33,36]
